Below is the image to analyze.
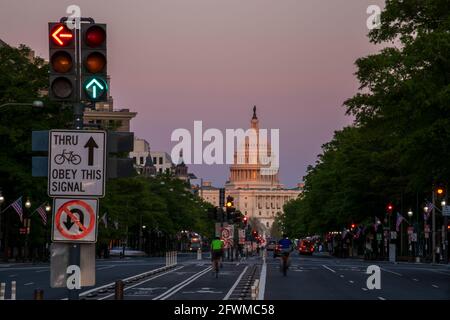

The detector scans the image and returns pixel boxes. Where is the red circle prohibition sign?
[221,228,230,239]
[55,200,95,240]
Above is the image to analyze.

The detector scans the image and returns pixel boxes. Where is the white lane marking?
[258,259,267,300]
[223,266,248,300]
[35,270,48,273]
[340,275,344,278]
[322,265,336,273]
[9,274,17,277]
[97,266,115,271]
[349,280,354,284]
[412,278,419,281]
[381,268,402,276]
[24,282,34,286]
[427,269,450,276]
[153,267,212,300]
[97,266,184,300]
[432,284,439,288]
[378,296,386,300]
[361,288,368,291]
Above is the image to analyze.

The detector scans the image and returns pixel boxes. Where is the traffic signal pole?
[432,190,436,264]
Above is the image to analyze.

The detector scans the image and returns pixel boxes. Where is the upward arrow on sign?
[84,137,99,166]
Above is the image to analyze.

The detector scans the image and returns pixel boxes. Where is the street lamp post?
[0,192,4,258]
[0,100,44,110]
[24,198,31,262]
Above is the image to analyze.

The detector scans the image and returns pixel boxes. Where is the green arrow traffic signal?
[84,77,108,100]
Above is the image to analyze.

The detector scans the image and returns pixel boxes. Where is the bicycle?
[280,251,291,276]
[54,149,82,165]
[212,250,222,278]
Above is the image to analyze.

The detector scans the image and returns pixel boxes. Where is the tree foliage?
[282,0,450,237]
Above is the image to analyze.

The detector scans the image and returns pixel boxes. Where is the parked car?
[298,239,314,255]
[109,247,146,257]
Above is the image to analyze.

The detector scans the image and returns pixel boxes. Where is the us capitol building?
[199,107,302,236]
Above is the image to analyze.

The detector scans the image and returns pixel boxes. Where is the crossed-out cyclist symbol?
[54,149,81,165]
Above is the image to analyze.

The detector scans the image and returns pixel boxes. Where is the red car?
[298,239,314,255]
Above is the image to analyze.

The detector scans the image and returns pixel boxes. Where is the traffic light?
[49,23,76,101]
[243,215,248,226]
[225,195,235,220]
[435,185,446,200]
[219,188,225,208]
[233,211,243,224]
[350,223,356,230]
[81,23,108,101]
[386,203,394,215]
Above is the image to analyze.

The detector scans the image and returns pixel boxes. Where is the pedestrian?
[365,239,372,260]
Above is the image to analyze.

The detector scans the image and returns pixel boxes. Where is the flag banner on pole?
[4,196,23,222]
[396,212,405,232]
[424,202,433,221]
[36,205,47,225]
[101,212,108,228]
[114,220,119,230]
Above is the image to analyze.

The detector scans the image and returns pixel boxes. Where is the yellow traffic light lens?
[51,51,73,73]
[437,188,444,195]
[85,52,106,73]
[226,202,232,207]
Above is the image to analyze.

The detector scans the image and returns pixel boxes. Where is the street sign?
[443,205,450,216]
[50,243,95,287]
[221,225,234,249]
[52,198,98,243]
[48,130,106,197]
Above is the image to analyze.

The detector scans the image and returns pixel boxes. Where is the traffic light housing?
[49,23,76,101]
[225,195,235,221]
[243,215,248,226]
[386,203,394,215]
[435,185,446,199]
[81,23,108,101]
[219,188,225,208]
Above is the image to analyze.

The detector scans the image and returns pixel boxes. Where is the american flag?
[5,197,23,222]
[36,205,48,225]
[396,212,405,232]
[424,202,433,221]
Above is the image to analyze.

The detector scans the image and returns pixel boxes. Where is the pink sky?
[0,0,385,187]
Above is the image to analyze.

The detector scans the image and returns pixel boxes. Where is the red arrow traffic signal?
[50,24,74,46]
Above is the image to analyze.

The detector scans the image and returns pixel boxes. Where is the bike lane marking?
[153,266,212,300]
[223,266,248,300]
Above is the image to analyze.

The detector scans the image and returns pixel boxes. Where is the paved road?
[264,253,450,300]
[1,252,449,300]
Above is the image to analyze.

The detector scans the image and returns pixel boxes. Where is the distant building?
[150,151,174,175]
[129,137,156,176]
[199,107,302,236]
[84,101,137,132]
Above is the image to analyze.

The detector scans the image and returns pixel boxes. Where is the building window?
[159,157,163,165]
[159,168,162,173]
[88,120,94,124]
[266,222,270,228]
[133,157,137,164]
[153,157,157,164]
[96,120,101,124]
[259,211,261,216]
[140,156,144,164]
[245,203,247,208]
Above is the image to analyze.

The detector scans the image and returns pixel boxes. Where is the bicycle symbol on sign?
[54,149,82,165]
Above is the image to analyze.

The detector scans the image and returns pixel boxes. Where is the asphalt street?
[1,252,449,300]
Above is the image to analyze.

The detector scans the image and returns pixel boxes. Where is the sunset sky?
[0,0,385,188]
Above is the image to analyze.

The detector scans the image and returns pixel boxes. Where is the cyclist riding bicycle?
[211,236,224,277]
[278,234,293,275]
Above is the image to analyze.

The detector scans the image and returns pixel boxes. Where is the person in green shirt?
[211,236,224,276]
